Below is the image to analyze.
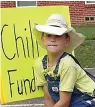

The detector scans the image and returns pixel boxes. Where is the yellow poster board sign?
[0,6,71,104]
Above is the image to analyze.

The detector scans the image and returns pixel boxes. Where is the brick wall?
[1,1,16,8]
[37,1,95,26]
[1,1,95,26]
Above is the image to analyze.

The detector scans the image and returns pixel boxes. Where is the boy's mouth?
[48,45,57,46]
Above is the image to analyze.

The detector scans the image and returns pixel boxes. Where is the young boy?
[33,14,95,107]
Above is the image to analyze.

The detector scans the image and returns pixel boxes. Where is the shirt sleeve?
[34,59,47,87]
[59,66,77,92]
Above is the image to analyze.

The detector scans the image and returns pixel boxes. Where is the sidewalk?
[85,68,95,75]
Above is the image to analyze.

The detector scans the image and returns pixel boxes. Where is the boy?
[33,14,95,107]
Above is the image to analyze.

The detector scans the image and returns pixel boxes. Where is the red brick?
[1,1,16,8]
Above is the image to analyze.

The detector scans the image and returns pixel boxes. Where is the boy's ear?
[41,32,44,41]
[41,36,43,41]
[65,37,70,47]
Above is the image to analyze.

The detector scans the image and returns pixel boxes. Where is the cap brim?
[35,25,73,35]
[64,31,85,53]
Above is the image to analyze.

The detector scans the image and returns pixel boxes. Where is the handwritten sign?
[0,6,71,104]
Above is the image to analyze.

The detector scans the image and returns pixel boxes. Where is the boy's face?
[41,33,70,53]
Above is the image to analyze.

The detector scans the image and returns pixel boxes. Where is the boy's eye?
[56,35,61,37]
[47,34,51,37]
[47,34,60,37]
[44,33,61,38]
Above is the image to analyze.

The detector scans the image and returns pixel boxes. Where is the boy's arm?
[53,91,72,107]
[43,84,55,107]
[53,66,77,107]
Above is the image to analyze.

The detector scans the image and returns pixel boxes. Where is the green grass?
[74,26,95,40]
[75,40,95,68]
[73,26,95,68]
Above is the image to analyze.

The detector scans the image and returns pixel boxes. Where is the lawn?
[74,26,95,40]
[73,26,95,68]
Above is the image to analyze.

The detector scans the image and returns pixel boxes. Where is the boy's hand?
[43,84,55,107]
[53,91,72,107]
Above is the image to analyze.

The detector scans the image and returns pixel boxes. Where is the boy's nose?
[50,35,56,41]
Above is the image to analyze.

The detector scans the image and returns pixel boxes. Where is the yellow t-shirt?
[34,55,95,96]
